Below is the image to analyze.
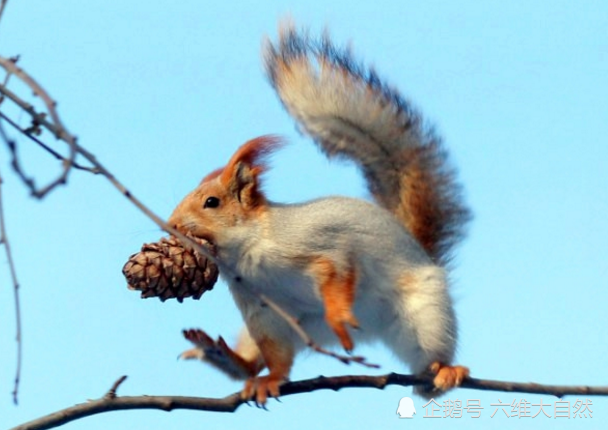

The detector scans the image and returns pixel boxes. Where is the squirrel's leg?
[182,326,293,405]
[240,334,294,405]
[227,287,298,405]
[391,266,469,397]
[309,256,359,352]
[181,328,264,380]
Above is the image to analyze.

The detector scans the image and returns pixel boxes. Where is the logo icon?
[397,396,416,418]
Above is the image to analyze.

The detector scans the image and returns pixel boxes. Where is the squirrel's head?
[168,135,283,246]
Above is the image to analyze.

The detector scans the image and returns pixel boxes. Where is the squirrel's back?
[264,23,471,266]
[268,196,432,268]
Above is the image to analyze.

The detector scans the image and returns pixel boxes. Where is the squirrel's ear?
[220,136,283,209]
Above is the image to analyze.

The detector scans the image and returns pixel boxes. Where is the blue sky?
[1,1,607,429]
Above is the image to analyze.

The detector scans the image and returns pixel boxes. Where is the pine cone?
[123,236,218,302]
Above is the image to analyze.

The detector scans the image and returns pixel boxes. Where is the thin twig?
[0,61,76,198]
[0,168,22,405]
[0,56,16,105]
[0,57,65,133]
[9,373,608,430]
[0,61,206,255]
[103,376,128,400]
[0,111,99,173]
[0,114,43,193]
[0,0,8,29]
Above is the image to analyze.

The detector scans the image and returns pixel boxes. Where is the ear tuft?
[223,135,284,176]
[220,135,285,208]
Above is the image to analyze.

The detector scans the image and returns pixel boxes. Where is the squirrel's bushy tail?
[264,22,471,266]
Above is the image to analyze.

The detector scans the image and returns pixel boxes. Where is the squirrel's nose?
[166,214,181,231]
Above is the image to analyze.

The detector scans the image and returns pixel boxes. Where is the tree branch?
[0,168,22,405]
[0,56,67,136]
[0,110,99,173]
[9,373,608,430]
[0,58,77,198]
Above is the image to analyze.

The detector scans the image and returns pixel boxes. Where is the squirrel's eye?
[203,196,220,209]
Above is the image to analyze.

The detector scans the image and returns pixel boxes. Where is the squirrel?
[170,22,472,405]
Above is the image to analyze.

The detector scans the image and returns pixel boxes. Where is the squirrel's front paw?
[180,328,257,380]
[241,375,285,406]
[180,328,216,360]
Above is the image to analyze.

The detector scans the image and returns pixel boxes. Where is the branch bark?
[9,373,608,430]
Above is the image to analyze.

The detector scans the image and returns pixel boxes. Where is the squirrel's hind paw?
[241,375,285,406]
[415,362,469,399]
[432,362,469,390]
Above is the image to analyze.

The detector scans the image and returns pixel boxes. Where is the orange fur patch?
[309,257,359,351]
[390,144,469,266]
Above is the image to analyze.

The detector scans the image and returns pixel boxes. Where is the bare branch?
[0,56,15,105]
[458,377,608,398]
[0,168,22,405]
[0,56,66,134]
[0,111,99,173]
[103,375,128,400]
[0,112,37,193]
[0,60,77,198]
[9,373,608,430]
[0,58,207,256]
